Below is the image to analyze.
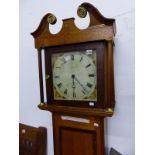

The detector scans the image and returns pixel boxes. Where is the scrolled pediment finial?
[47,14,57,25]
[77,6,87,18]
[31,3,116,48]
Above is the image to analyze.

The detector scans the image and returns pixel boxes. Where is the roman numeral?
[57,83,62,88]
[71,55,74,61]
[62,57,67,64]
[80,57,83,62]
[85,64,91,68]
[64,89,67,95]
[88,74,95,77]
[73,92,76,98]
[86,82,93,88]
[54,76,59,78]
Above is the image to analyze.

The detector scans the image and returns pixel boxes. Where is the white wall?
[19,0,135,155]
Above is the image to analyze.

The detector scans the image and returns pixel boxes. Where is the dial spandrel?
[52,50,97,101]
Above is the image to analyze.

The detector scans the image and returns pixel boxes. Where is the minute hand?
[74,76,89,93]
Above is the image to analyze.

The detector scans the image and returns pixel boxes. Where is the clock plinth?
[31,2,116,155]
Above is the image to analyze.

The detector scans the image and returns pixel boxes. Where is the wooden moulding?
[31,2,116,48]
[38,104,113,117]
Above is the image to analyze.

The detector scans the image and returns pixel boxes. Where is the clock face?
[52,50,97,101]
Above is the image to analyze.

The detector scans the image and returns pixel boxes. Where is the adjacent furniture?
[19,123,47,155]
[110,148,122,155]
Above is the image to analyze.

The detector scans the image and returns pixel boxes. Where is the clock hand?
[74,76,89,94]
[71,74,75,87]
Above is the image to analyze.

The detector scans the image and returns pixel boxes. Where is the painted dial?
[52,51,97,101]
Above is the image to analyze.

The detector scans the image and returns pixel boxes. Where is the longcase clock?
[31,3,116,155]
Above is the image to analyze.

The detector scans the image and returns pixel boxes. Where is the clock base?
[52,113,106,155]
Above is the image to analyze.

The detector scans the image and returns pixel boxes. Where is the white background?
[3,0,155,155]
[19,0,134,155]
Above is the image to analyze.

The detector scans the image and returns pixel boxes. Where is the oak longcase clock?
[31,2,116,155]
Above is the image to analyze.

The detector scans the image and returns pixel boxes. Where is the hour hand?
[71,74,75,80]
[71,74,75,87]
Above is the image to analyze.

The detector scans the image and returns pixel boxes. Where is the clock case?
[45,42,104,108]
[31,2,116,117]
